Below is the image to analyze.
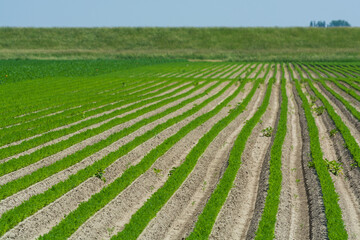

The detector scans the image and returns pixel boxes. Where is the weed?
[168,167,177,176]
[94,169,106,183]
[295,179,300,184]
[153,168,162,177]
[329,128,338,137]
[324,158,343,176]
[308,161,315,169]
[202,181,207,191]
[313,106,325,116]
[261,127,273,137]
[107,227,115,236]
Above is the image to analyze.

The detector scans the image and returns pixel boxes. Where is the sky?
[0,0,359,27]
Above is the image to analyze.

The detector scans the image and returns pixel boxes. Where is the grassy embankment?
[1,27,360,61]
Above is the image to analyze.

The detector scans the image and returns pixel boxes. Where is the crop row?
[0,81,214,197]
[0,79,178,145]
[0,80,190,160]
[0,79,233,237]
[38,78,243,239]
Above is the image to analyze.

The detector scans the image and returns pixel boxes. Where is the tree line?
[310,20,351,27]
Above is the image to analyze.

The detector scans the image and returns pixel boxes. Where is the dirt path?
[67,82,250,240]
[138,80,267,240]
[274,75,310,239]
[209,76,280,239]
[0,82,224,217]
[0,82,238,240]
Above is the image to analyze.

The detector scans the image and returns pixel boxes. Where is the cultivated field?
[0,61,360,239]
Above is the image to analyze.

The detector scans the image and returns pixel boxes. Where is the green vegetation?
[2,27,360,61]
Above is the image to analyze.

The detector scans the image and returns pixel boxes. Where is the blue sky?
[0,0,359,27]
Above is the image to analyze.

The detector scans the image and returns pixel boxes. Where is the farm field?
[0,60,360,240]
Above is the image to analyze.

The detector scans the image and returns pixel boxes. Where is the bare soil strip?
[66,82,249,240]
[193,66,224,79]
[0,83,215,186]
[138,81,265,240]
[221,64,243,79]
[209,78,280,240]
[229,63,250,79]
[0,83,192,166]
[274,72,310,240]
[0,81,183,152]
[0,82,238,240]
[289,64,300,80]
[0,82,226,217]
[203,65,232,79]
[293,83,328,239]
[308,86,360,240]
[1,80,159,130]
[239,64,257,79]
[248,64,263,79]
[326,81,360,110]
[211,65,238,79]
[256,64,268,79]
[312,82,360,145]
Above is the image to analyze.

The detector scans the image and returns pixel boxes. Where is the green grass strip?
[254,75,287,239]
[187,77,274,240]
[294,77,348,239]
[0,80,231,237]
[40,79,248,240]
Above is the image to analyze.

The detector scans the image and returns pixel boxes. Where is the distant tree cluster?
[310,20,351,28]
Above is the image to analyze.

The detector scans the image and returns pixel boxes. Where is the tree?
[328,20,351,27]
[310,21,326,28]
